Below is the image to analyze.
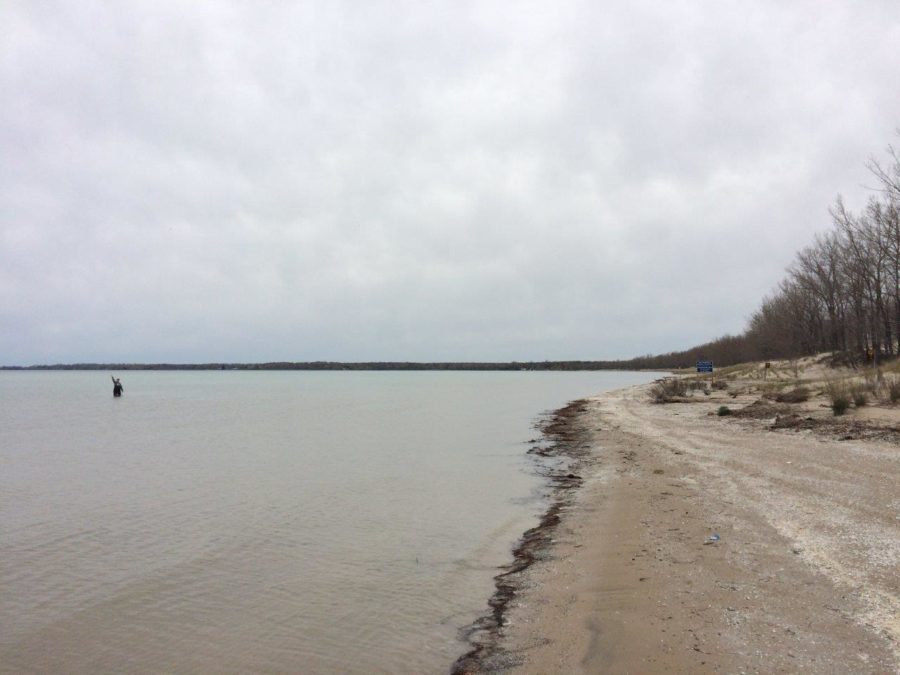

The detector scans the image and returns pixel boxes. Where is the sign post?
[696,360,714,388]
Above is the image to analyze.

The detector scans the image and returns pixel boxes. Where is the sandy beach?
[456,365,900,674]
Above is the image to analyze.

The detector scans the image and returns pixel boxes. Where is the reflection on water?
[0,370,656,673]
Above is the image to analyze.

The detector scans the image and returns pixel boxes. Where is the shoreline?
[455,380,899,673]
[451,399,597,674]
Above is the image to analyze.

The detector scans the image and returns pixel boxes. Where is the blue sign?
[696,360,714,373]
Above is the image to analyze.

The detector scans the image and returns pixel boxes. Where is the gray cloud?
[3,0,899,363]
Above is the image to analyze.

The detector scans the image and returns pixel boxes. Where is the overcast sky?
[3,1,899,364]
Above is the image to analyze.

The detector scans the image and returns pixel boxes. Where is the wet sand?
[455,379,899,673]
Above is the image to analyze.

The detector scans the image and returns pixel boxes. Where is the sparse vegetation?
[850,384,868,407]
[832,396,851,416]
[826,381,851,416]
[649,378,688,403]
[888,377,900,404]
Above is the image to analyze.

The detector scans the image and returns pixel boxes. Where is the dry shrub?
[649,378,688,403]
[889,377,900,404]
[850,384,868,407]
[826,381,851,416]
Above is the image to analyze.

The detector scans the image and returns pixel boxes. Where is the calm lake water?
[0,370,657,674]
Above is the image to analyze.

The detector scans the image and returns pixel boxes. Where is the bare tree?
[626,133,900,369]
[867,131,900,200]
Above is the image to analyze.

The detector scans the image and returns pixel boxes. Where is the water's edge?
[451,399,594,674]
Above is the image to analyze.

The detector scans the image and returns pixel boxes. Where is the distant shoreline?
[0,361,664,372]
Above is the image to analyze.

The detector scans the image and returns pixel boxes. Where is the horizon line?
[1,358,671,371]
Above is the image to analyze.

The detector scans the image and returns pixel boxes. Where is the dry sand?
[458,371,899,674]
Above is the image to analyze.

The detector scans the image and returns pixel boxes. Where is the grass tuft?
[826,381,851,416]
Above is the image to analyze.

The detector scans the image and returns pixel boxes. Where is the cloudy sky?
[3,1,899,364]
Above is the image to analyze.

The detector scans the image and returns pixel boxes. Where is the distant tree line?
[623,134,900,370]
[613,334,761,371]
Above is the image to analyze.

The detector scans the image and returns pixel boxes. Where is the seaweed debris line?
[452,399,593,675]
